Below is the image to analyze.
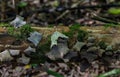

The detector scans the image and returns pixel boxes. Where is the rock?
[46,33,69,60]
[80,46,99,63]
[15,66,23,72]
[104,51,113,56]
[0,45,4,52]
[24,46,36,55]
[115,50,120,53]
[63,50,78,62]
[46,43,69,60]
[17,54,30,64]
[87,46,98,52]
[28,31,42,46]
[98,49,105,56]
[0,50,13,61]
[106,45,113,51]
[111,37,120,49]
[86,43,94,47]
[80,59,91,72]
[87,36,96,43]
[9,49,20,56]
[57,37,68,43]
[51,31,68,48]
[10,16,26,28]
[81,51,98,63]
[73,41,86,51]
[101,56,114,65]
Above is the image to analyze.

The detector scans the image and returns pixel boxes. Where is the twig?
[0,41,29,50]
[91,12,120,24]
[33,72,47,77]
[12,0,15,8]
[55,0,84,21]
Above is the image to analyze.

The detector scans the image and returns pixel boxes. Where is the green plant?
[7,26,22,40]
[108,8,120,15]
[62,31,74,38]
[0,23,11,27]
[7,24,34,40]
[77,29,88,42]
[63,23,87,41]
[98,69,120,77]
[20,24,34,39]
[18,1,28,8]
[47,70,64,77]
[63,23,81,38]
[69,23,81,31]
[7,27,15,35]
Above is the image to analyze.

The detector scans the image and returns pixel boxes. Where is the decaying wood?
[0,41,29,52]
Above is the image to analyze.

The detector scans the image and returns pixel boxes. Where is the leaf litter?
[0,26,120,77]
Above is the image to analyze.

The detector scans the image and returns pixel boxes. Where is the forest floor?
[0,26,120,77]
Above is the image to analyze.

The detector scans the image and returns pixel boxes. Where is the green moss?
[7,26,15,35]
[77,29,88,42]
[63,23,87,41]
[7,24,34,40]
[20,24,34,39]
[18,1,28,8]
[0,23,11,27]
[69,23,81,31]
[62,31,74,38]
[7,26,21,40]
[63,23,81,38]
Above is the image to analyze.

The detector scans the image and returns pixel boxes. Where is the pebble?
[87,36,96,43]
